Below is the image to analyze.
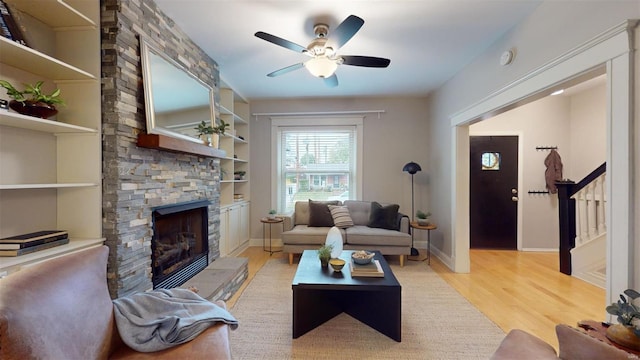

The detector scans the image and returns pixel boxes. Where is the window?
[271,116,363,213]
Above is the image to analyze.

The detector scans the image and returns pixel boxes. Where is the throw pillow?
[308,200,339,227]
[367,201,400,230]
[328,205,354,228]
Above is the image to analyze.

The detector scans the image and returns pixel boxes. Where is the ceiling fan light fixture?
[305,56,338,78]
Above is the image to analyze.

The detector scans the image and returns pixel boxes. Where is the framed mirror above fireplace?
[140,37,215,144]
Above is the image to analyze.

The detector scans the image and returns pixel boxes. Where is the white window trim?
[270,115,364,212]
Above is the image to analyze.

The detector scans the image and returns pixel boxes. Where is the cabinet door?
[228,205,241,253]
[239,202,250,243]
[219,207,230,256]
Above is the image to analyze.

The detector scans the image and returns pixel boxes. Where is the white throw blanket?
[113,288,238,352]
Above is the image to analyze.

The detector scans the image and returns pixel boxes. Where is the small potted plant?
[317,244,333,268]
[195,120,214,146]
[605,288,640,350]
[416,210,431,225]
[268,209,277,219]
[0,80,65,119]
[211,118,230,136]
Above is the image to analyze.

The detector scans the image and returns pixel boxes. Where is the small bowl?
[329,258,346,272]
[352,251,375,265]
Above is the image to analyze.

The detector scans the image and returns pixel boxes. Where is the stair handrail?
[555,162,606,275]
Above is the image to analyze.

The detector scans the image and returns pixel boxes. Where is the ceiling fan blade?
[255,31,307,53]
[325,15,364,50]
[267,63,304,77]
[323,74,338,87]
[341,55,391,68]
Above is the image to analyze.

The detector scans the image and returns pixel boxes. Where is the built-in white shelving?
[0,0,102,274]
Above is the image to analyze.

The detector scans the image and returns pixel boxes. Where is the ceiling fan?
[255,15,391,87]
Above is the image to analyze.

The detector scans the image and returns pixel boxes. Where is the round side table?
[410,222,437,265]
[261,217,283,256]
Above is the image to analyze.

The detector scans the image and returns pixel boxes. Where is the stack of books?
[0,230,69,257]
[350,259,384,278]
[0,0,28,46]
[233,194,244,201]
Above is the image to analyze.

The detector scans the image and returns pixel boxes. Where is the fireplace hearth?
[151,200,210,289]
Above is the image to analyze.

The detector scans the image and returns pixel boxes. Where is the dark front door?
[470,136,518,249]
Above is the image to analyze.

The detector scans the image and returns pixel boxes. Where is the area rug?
[229,257,505,359]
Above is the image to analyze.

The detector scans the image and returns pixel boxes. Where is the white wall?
[427,1,638,260]
[249,97,429,241]
[568,83,607,179]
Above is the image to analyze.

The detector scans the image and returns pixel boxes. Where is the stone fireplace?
[101,0,222,298]
[152,201,210,289]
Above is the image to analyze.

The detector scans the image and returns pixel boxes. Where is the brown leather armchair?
[0,245,232,359]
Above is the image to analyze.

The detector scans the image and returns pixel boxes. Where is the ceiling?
[154,1,544,100]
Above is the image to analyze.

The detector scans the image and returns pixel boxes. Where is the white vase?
[211,133,220,148]
[325,226,343,258]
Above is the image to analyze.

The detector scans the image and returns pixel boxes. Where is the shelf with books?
[0,0,100,273]
[0,238,104,275]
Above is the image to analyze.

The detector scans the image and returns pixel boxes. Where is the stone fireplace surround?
[101,0,229,298]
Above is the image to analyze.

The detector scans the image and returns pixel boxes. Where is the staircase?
[556,163,606,288]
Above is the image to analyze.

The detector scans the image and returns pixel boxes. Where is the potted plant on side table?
[606,288,640,350]
[416,210,432,226]
[0,80,65,119]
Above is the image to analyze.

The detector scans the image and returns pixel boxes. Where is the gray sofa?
[281,200,412,266]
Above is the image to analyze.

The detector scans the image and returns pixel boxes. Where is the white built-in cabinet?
[219,201,250,256]
[0,0,102,275]
[217,85,250,256]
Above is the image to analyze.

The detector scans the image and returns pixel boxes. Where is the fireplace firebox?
[151,200,210,289]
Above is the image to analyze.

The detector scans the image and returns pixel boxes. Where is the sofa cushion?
[345,225,411,246]
[368,201,400,230]
[308,200,339,227]
[343,200,372,225]
[328,205,354,228]
[281,225,344,245]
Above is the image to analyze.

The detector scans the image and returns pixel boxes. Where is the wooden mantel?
[137,133,227,158]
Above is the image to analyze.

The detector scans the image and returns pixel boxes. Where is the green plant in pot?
[605,288,640,350]
[416,210,431,225]
[212,119,230,135]
[317,244,333,268]
[195,120,214,146]
[0,80,65,119]
[268,209,277,219]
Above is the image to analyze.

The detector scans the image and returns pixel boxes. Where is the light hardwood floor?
[228,246,605,351]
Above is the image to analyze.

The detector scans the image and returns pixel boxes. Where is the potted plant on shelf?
[416,210,432,225]
[0,80,65,119]
[195,120,214,146]
[605,288,640,350]
[317,244,333,268]
[209,119,230,148]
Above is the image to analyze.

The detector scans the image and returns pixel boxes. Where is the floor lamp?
[403,161,421,256]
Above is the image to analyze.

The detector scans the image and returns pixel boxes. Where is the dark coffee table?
[291,250,402,341]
